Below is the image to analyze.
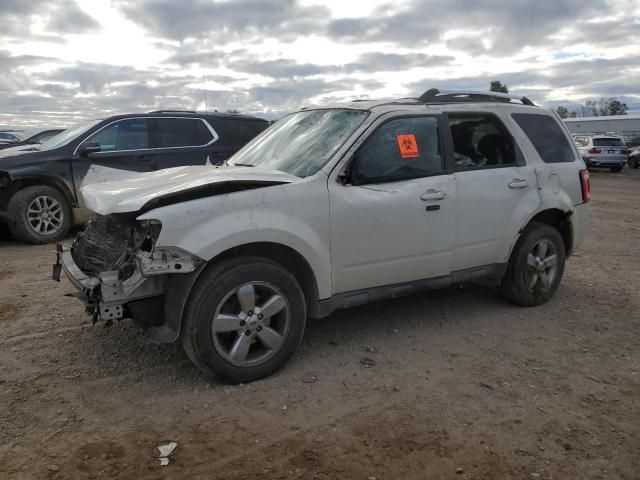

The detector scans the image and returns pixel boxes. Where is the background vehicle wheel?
[500,222,566,307]
[182,256,307,383]
[628,157,639,169]
[7,185,72,244]
[610,166,623,173]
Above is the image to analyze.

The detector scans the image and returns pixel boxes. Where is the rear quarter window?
[512,113,576,163]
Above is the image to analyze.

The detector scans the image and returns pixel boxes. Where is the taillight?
[621,149,629,155]
[579,169,590,203]
[588,147,601,154]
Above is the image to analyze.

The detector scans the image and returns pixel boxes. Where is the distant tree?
[580,97,628,117]
[489,80,509,93]
[556,106,569,118]
[607,98,628,116]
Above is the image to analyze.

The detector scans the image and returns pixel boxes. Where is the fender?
[1,171,77,209]
[136,180,333,299]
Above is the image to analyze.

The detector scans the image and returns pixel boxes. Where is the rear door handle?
[135,154,153,161]
[508,178,529,189]
[420,190,447,201]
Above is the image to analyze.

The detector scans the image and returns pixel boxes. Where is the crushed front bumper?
[53,243,202,324]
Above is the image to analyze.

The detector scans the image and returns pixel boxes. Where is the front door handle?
[508,178,529,189]
[135,154,153,161]
[420,190,447,201]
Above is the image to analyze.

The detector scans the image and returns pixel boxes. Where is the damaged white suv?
[55,89,591,383]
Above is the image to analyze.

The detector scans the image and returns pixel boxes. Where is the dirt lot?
[1,169,639,480]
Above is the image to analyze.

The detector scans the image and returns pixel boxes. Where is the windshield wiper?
[233,163,255,167]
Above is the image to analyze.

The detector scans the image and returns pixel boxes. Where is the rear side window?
[353,116,444,184]
[512,113,575,163]
[448,113,517,169]
[593,138,624,147]
[210,118,269,146]
[155,118,209,148]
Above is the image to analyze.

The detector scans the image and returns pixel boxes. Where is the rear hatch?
[590,137,627,161]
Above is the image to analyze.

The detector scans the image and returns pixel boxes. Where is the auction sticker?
[396,134,419,158]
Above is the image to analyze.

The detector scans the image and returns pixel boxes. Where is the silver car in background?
[573,134,629,172]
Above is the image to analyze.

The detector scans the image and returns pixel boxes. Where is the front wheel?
[7,185,72,244]
[627,157,638,169]
[182,257,307,383]
[500,222,566,306]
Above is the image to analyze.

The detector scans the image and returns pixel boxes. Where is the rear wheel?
[7,185,72,244]
[500,222,566,306]
[182,257,307,383]
[610,166,623,173]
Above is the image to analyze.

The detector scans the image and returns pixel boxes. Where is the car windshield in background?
[593,138,624,147]
[39,119,102,151]
[230,109,367,177]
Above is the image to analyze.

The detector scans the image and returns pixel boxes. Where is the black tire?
[500,222,566,307]
[628,157,639,169]
[7,185,72,244]
[610,166,623,173]
[182,256,307,383]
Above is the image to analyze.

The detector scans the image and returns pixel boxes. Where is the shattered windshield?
[230,109,367,177]
[39,119,102,151]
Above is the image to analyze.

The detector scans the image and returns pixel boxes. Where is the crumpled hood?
[81,164,300,215]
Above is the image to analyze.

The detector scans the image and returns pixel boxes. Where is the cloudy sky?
[1,0,639,128]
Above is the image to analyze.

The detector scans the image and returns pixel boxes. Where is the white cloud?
[0,0,638,127]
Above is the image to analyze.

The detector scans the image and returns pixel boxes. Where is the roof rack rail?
[418,88,536,107]
[148,110,197,114]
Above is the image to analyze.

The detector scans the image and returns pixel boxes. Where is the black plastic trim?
[313,263,507,318]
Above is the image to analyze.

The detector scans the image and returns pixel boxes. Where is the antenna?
[203,75,207,112]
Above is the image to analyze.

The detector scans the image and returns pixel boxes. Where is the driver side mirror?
[79,142,101,157]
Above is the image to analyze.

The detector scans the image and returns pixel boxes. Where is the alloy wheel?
[211,281,291,367]
[27,195,64,235]
[525,239,558,292]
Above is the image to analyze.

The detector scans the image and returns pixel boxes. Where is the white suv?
[573,134,629,172]
[54,89,591,383]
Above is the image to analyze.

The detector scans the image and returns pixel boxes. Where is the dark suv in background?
[0,129,64,151]
[0,111,269,244]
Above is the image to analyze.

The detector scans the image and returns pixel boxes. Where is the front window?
[353,116,444,184]
[82,118,150,152]
[40,119,102,151]
[230,109,367,177]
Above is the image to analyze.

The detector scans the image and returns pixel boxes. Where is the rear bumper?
[584,156,626,168]
[571,203,591,253]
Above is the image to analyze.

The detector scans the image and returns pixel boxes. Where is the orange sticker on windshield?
[396,134,419,158]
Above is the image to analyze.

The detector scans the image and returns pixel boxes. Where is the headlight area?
[63,214,203,323]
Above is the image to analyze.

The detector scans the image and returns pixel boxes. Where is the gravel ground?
[0,169,639,480]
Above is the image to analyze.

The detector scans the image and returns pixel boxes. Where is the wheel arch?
[0,175,76,212]
[519,208,573,256]
[207,242,321,318]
